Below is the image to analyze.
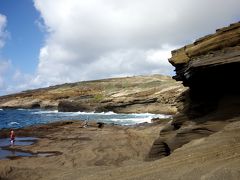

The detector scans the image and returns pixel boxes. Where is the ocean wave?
[30,110,170,118]
[0,109,3,111]
[8,122,20,125]
[152,114,172,119]
[129,113,155,116]
[31,111,117,116]
[110,117,152,124]
[129,113,172,118]
[95,111,116,115]
[108,114,172,125]
[72,111,116,115]
[31,110,58,114]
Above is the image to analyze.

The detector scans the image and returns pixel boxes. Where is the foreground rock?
[0,120,170,179]
[1,118,240,179]
[79,120,240,180]
[0,75,185,114]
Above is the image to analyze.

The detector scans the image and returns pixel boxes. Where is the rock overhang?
[169,21,240,89]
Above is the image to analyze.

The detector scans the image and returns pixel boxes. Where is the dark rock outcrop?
[58,100,94,112]
[148,22,240,160]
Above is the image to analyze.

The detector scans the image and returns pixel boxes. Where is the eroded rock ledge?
[169,22,240,87]
[148,22,240,160]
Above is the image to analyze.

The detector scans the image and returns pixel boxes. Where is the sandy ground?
[0,119,240,180]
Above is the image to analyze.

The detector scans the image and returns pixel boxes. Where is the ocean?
[0,108,171,130]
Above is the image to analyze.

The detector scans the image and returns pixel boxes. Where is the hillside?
[0,75,186,114]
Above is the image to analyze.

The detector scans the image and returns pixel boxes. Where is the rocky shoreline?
[0,119,170,179]
[1,22,240,179]
[1,116,240,180]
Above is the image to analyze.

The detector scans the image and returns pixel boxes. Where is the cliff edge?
[148,22,240,162]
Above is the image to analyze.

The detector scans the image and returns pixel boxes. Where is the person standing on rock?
[10,130,15,146]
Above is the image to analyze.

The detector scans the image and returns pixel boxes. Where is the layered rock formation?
[0,75,186,114]
[169,22,240,86]
[149,22,240,159]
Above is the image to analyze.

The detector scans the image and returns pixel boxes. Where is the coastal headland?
[1,22,240,179]
[0,75,185,115]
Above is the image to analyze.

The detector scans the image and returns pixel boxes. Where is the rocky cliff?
[169,22,240,88]
[149,22,240,160]
[0,75,186,114]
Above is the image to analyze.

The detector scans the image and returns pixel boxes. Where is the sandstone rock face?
[148,22,240,160]
[0,75,186,114]
[169,22,240,85]
[169,22,240,65]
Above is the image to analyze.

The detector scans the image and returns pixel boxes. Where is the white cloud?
[30,0,240,87]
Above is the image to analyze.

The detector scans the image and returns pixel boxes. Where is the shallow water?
[0,149,34,160]
[0,137,58,160]
[0,137,38,147]
[0,137,37,159]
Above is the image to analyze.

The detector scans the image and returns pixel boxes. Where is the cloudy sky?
[0,0,240,95]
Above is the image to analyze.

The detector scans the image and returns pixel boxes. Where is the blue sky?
[0,0,240,95]
[0,0,43,73]
[0,0,44,95]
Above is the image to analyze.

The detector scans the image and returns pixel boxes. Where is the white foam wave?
[96,111,116,115]
[50,111,116,117]
[110,117,152,125]
[31,110,58,114]
[0,109,3,111]
[31,110,170,118]
[69,111,95,115]
[32,111,117,116]
[129,113,171,118]
[152,114,172,119]
[129,113,155,116]
[29,109,171,125]
[8,122,20,125]
[109,114,172,125]
[72,111,116,115]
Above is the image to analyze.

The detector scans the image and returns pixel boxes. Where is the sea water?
[0,108,171,130]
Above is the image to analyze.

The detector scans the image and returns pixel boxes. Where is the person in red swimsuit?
[10,130,15,145]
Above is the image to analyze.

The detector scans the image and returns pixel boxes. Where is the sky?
[0,0,240,95]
